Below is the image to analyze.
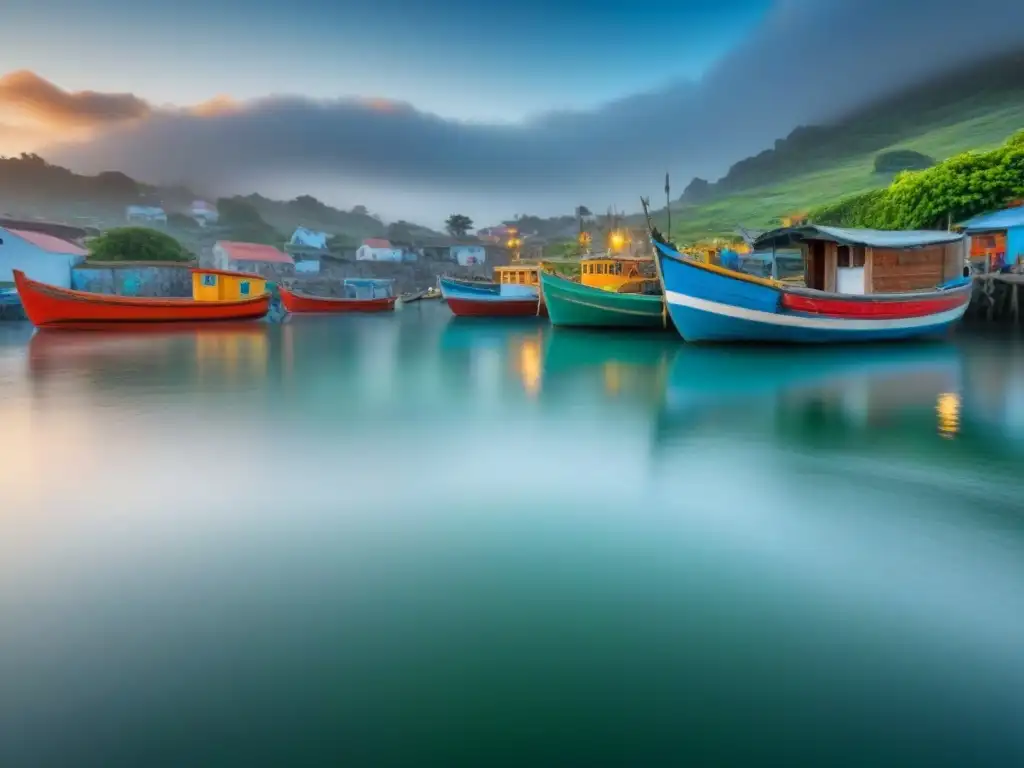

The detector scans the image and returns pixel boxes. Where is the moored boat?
[13,269,271,329]
[539,268,667,329]
[279,284,396,313]
[440,263,546,318]
[642,207,973,344]
[438,276,500,296]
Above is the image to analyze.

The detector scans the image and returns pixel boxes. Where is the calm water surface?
[2,304,1024,766]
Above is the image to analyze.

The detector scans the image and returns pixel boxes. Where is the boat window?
[837,246,851,268]
[240,281,250,296]
[852,247,866,268]
[202,274,217,287]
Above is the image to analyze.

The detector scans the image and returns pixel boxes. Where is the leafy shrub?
[87,227,193,262]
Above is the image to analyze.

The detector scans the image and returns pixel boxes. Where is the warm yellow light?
[936,392,960,438]
[609,231,625,250]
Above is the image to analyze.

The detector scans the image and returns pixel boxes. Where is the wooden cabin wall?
[869,246,946,293]
[824,242,837,293]
[942,241,964,280]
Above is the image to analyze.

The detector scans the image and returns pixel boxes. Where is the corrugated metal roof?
[959,206,1024,232]
[216,240,294,265]
[363,238,391,248]
[754,224,963,249]
[4,228,88,256]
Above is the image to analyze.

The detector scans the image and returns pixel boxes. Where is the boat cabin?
[493,264,540,287]
[344,278,394,299]
[751,225,966,295]
[579,256,652,292]
[192,268,268,301]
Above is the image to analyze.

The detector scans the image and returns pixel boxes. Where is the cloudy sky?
[1,0,1022,227]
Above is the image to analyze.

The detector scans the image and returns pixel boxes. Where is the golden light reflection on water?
[936,392,961,439]
[510,333,543,397]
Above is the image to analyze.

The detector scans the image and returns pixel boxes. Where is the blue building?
[960,205,1024,272]
[0,226,87,289]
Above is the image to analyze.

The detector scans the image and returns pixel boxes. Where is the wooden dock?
[970,272,1024,323]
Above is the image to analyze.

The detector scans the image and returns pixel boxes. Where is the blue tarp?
[754,224,963,249]
[959,207,1024,233]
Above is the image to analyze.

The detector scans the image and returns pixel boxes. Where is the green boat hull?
[540,271,667,329]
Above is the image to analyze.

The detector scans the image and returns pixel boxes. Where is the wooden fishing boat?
[446,295,547,318]
[438,276,500,296]
[641,204,973,344]
[539,269,667,329]
[13,269,270,329]
[440,264,546,318]
[279,284,396,313]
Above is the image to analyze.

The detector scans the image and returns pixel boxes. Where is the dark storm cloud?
[40,0,1024,213]
[0,70,150,127]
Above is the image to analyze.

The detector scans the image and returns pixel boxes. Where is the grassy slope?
[651,103,1024,242]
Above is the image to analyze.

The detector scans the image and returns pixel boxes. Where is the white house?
[0,227,87,288]
[213,240,295,274]
[356,238,403,262]
[190,200,219,226]
[450,244,486,266]
[126,205,167,225]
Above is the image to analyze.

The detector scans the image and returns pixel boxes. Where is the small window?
[851,247,866,268]
[240,281,250,296]
[837,246,851,268]
[202,274,217,287]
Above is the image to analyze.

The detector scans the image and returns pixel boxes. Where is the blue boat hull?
[655,242,971,344]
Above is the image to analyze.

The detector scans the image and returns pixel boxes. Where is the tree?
[351,205,369,216]
[445,214,473,238]
[216,196,283,245]
[387,220,417,240]
[87,227,193,262]
[575,205,592,218]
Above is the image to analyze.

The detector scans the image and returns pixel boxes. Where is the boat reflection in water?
[654,341,966,455]
[439,318,547,400]
[27,323,272,396]
[540,328,676,408]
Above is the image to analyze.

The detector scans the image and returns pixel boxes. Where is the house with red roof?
[212,240,295,276]
[0,226,88,288]
[356,238,404,262]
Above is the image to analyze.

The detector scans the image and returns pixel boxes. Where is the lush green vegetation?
[87,227,193,262]
[809,130,1024,229]
[643,104,1024,243]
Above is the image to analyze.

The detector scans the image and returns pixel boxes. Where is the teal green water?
[2,304,1024,766]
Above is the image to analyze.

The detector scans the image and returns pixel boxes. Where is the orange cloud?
[0,70,151,128]
[188,95,242,117]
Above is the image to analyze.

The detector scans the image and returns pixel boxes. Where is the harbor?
[3,303,1024,765]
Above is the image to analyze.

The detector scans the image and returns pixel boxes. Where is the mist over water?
[1,307,1023,766]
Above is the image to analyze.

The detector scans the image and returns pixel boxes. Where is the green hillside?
[654,105,1024,242]
[624,48,1024,242]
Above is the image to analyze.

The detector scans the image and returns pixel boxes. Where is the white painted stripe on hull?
[664,291,968,331]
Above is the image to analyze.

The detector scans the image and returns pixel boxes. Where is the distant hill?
[0,154,441,242]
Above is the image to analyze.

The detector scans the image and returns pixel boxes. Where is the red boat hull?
[13,270,269,329]
[279,285,396,314]
[447,296,547,318]
[781,292,969,319]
